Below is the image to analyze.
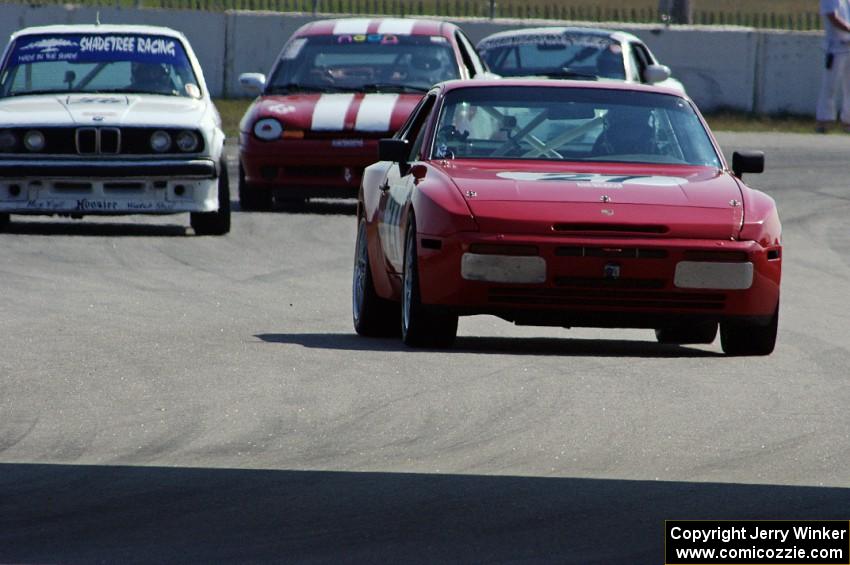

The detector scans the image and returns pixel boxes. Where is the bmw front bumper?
[0,158,220,214]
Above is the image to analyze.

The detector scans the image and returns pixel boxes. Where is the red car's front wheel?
[401,216,458,348]
[237,162,271,211]
[720,302,779,356]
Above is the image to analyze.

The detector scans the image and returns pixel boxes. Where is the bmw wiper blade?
[89,88,178,96]
[4,89,70,97]
[361,83,430,93]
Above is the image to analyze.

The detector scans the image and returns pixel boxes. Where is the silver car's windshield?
[479,33,626,80]
[432,86,721,167]
[0,33,201,98]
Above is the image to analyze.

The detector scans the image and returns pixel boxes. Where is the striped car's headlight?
[253,118,283,140]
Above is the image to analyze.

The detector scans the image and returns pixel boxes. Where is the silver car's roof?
[477,26,642,48]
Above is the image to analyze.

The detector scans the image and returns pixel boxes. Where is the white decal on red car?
[496,171,687,186]
[377,19,416,35]
[311,93,355,130]
[355,94,399,132]
[269,103,296,115]
[332,19,372,35]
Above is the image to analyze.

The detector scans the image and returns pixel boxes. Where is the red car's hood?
[246,92,423,134]
[435,160,745,239]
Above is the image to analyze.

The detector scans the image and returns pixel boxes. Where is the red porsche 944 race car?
[237,18,490,209]
[353,80,781,355]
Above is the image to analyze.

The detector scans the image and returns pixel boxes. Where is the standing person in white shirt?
[817,0,850,132]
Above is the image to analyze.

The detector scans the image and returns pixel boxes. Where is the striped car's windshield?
[266,35,459,94]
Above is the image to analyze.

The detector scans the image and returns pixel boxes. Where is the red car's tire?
[401,216,458,348]
[352,216,400,337]
[720,302,779,356]
[655,322,718,345]
[237,162,271,211]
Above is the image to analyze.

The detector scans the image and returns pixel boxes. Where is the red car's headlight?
[253,118,283,141]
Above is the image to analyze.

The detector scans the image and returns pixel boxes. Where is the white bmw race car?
[0,24,229,234]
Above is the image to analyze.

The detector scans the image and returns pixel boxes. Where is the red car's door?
[378,166,414,274]
[376,93,438,274]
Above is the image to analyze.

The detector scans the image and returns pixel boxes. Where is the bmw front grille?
[75,127,121,155]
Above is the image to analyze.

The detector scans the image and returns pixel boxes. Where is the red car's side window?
[407,96,437,161]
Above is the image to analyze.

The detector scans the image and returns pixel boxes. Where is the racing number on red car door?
[377,163,401,271]
[380,168,414,273]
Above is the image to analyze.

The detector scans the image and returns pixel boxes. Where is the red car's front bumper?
[416,232,781,329]
[240,134,380,199]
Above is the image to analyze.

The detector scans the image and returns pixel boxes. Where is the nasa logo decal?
[268,103,296,115]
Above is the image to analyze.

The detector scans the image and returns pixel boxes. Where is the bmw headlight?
[176,130,199,152]
[150,130,172,153]
[23,130,45,152]
[0,130,16,152]
[253,118,283,140]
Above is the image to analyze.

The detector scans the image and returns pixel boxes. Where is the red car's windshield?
[266,34,460,94]
[432,86,720,167]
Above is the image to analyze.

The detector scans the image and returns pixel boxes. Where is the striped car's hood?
[243,92,423,135]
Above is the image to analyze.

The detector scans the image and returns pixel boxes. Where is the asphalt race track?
[1,132,849,563]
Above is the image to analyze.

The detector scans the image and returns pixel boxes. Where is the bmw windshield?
[0,33,202,98]
[266,34,460,94]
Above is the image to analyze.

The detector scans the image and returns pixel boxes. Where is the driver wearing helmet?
[592,105,657,157]
[595,45,626,80]
[129,62,176,94]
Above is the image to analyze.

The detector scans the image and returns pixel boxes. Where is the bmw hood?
[438,160,745,239]
[0,94,208,128]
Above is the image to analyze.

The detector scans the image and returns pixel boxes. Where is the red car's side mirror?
[732,151,765,179]
[378,139,409,164]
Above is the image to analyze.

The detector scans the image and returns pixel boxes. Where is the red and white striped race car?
[237,18,491,209]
